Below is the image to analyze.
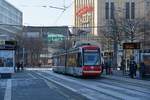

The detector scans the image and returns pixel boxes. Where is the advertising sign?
[123,43,140,49]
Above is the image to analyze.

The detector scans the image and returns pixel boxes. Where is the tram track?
[95,79,150,95]
[33,71,122,100]
[102,76,150,90]
[30,71,90,100]
[34,71,150,100]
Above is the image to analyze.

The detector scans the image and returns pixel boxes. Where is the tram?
[0,40,17,78]
[52,44,102,77]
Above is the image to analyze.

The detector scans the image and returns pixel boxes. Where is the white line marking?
[36,72,77,92]
[4,79,11,100]
[28,73,37,79]
[36,72,98,100]
[44,79,69,98]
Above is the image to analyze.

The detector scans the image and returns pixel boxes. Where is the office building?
[0,0,22,38]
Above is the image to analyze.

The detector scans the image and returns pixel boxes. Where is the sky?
[6,0,73,26]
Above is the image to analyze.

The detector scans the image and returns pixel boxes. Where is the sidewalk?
[102,69,150,81]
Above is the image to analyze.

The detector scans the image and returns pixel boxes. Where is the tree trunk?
[113,39,118,69]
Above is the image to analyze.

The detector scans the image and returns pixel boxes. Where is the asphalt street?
[0,69,150,100]
[0,71,87,100]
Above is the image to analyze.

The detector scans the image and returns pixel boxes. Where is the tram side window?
[60,55,65,66]
[67,53,77,67]
[53,58,57,66]
[77,53,82,67]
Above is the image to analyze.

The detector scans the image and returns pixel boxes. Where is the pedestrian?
[121,59,126,75]
[101,62,104,74]
[129,59,137,78]
[38,62,41,67]
[20,61,24,70]
[105,61,109,75]
[139,62,145,79]
[16,61,20,71]
[108,59,112,75]
[134,61,137,77]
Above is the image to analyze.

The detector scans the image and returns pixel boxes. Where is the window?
[105,2,109,19]
[126,2,130,19]
[110,2,114,19]
[83,52,100,66]
[67,53,77,67]
[77,53,82,67]
[131,2,135,19]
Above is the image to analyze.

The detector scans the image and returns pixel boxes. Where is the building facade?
[74,0,149,67]
[74,0,147,36]
[74,0,95,35]
[0,0,22,37]
[22,26,70,66]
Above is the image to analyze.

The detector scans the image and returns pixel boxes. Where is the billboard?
[123,43,140,49]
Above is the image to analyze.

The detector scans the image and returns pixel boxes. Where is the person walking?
[105,61,109,75]
[108,59,112,75]
[16,61,20,71]
[139,62,145,79]
[129,59,137,78]
[101,61,105,74]
[121,59,126,75]
[20,61,24,70]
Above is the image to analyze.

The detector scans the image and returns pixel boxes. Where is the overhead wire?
[53,0,73,25]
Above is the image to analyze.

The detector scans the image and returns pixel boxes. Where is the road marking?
[4,79,11,100]
[34,72,71,99]
[44,79,70,99]
[35,72,78,92]
[28,73,37,79]
[36,72,98,100]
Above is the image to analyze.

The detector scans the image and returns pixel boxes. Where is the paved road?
[36,70,150,100]
[0,70,150,100]
[0,71,87,100]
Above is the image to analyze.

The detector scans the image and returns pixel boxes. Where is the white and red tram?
[52,45,102,77]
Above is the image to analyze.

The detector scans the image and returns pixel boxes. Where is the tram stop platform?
[102,69,150,81]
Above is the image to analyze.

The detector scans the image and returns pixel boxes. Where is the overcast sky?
[6,0,73,26]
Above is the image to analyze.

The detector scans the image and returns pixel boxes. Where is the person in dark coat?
[101,62,104,74]
[20,61,23,70]
[139,62,145,79]
[121,59,126,75]
[16,62,20,71]
[105,61,109,75]
[129,60,137,78]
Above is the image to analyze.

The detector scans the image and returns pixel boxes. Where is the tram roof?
[52,45,100,57]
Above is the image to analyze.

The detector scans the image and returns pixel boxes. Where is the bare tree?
[100,14,145,68]
[19,35,44,66]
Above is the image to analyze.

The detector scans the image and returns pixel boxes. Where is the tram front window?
[83,52,100,66]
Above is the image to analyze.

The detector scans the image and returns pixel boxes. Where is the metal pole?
[22,47,25,67]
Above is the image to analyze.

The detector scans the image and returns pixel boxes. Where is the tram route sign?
[123,42,140,49]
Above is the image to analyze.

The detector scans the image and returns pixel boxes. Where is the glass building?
[0,0,22,38]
